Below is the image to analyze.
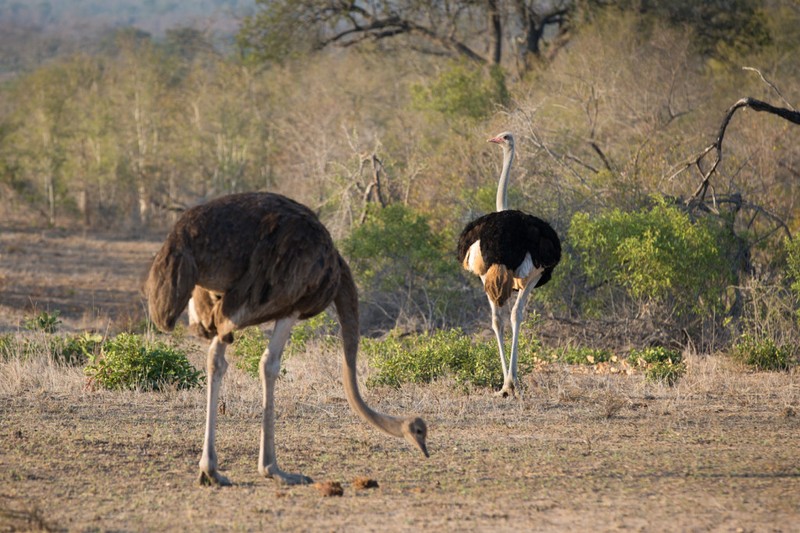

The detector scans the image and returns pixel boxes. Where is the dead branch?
[359,153,388,224]
[685,97,800,210]
[742,67,797,111]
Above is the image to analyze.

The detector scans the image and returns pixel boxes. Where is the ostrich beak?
[407,433,429,458]
[419,442,429,458]
[487,135,503,144]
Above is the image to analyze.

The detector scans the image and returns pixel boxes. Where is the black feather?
[457,210,561,287]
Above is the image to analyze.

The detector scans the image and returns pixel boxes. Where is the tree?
[238,0,578,68]
[3,61,79,225]
[617,0,772,60]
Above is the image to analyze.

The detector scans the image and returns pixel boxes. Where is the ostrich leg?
[199,336,231,486]
[502,276,541,398]
[488,297,509,390]
[258,315,311,484]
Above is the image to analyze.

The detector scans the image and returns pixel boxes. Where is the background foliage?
[2,0,800,357]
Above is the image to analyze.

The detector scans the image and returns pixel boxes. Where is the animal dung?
[352,476,379,490]
[313,480,344,497]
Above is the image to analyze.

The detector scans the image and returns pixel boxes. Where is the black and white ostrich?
[457,132,561,397]
[144,192,428,486]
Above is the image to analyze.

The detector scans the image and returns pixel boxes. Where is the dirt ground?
[1,228,799,532]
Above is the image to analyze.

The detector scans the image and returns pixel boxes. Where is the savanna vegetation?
[1,3,799,530]
[3,0,800,366]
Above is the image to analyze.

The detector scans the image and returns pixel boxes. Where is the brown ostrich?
[144,192,428,486]
[457,132,561,397]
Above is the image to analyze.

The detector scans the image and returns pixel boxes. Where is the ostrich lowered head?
[401,417,429,458]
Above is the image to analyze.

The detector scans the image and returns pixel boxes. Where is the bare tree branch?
[684,97,800,210]
[742,67,797,111]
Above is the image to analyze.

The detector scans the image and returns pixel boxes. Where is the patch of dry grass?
[1,337,799,531]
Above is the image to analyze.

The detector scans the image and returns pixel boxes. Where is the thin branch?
[685,97,800,209]
[590,141,614,174]
[742,67,797,111]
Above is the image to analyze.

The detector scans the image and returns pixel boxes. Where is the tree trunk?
[487,0,502,65]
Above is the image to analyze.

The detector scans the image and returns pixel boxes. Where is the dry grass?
[1,229,799,531]
[2,338,798,531]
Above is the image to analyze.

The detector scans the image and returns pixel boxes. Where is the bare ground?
[1,228,799,532]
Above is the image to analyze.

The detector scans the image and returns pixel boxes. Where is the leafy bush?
[630,346,686,385]
[342,204,462,328]
[363,328,539,390]
[84,333,203,391]
[231,327,266,378]
[555,346,613,365]
[0,334,15,361]
[231,315,339,379]
[783,236,800,325]
[288,311,338,356]
[569,198,734,316]
[55,332,103,366]
[23,310,61,333]
[410,63,509,121]
[0,331,101,366]
[731,334,793,371]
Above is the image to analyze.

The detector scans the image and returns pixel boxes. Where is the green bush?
[54,332,103,366]
[630,346,686,385]
[410,63,508,121]
[231,327,266,379]
[342,204,462,326]
[363,328,539,390]
[0,334,15,361]
[23,310,61,333]
[731,334,793,371]
[288,311,338,356]
[783,236,800,325]
[84,333,203,391]
[569,198,734,316]
[231,315,339,379]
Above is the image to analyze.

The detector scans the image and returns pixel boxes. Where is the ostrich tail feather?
[484,264,513,307]
[144,243,198,332]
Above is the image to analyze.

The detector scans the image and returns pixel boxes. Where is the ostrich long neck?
[496,144,514,212]
[334,262,405,438]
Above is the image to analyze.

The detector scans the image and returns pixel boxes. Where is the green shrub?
[55,332,103,366]
[363,328,539,390]
[0,333,15,361]
[568,198,734,316]
[410,63,508,121]
[342,204,462,326]
[731,334,793,371]
[783,236,800,325]
[630,346,686,385]
[84,333,203,391]
[288,311,338,356]
[231,327,266,378]
[231,316,339,379]
[23,310,61,333]
[0,332,100,365]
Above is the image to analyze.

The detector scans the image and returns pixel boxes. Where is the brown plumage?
[483,264,514,307]
[144,192,428,487]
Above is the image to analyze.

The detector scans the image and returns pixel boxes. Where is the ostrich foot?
[260,464,313,485]
[495,380,519,398]
[495,386,515,398]
[198,469,232,487]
